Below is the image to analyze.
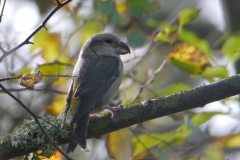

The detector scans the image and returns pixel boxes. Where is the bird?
[61,33,130,153]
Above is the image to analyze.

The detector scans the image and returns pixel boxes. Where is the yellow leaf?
[19,70,43,89]
[215,134,240,148]
[115,1,127,14]
[154,25,178,43]
[31,29,62,62]
[46,95,66,116]
[106,128,133,160]
[79,21,102,45]
[170,43,210,74]
[39,150,62,160]
[226,134,240,148]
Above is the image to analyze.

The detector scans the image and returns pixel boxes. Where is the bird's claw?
[104,105,124,119]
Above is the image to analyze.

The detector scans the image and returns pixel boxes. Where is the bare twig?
[0,0,6,23]
[127,51,171,106]
[0,74,78,82]
[141,51,172,88]
[33,61,73,73]
[102,0,114,32]
[54,20,85,60]
[0,0,72,62]
[0,88,67,94]
[0,75,22,82]
[0,83,73,160]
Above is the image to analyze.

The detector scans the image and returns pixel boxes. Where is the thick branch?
[1,75,240,159]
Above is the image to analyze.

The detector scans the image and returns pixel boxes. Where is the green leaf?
[132,133,169,156]
[98,0,129,25]
[127,29,146,48]
[202,66,229,79]
[125,97,141,106]
[190,112,223,126]
[179,9,200,26]
[126,0,160,17]
[156,83,192,97]
[178,28,213,58]
[222,32,240,61]
[133,124,192,156]
[98,0,159,25]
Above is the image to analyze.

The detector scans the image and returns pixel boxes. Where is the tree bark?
[1,75,240,159]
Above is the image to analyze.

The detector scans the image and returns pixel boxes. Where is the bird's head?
[81,33,131,58]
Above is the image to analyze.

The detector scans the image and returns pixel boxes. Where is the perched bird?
[61,33,130,153]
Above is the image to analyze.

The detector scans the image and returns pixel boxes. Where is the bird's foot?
[88,114,98,124]
[104,105,124,119]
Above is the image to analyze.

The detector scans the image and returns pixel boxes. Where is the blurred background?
[1,0,240,159]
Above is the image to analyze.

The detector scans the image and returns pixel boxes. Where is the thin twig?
[126,74,158,97]
[0,75,22,82]
[141,51,172,88]
[33,61,73,73]
[0,88,67,94]
[43,74,79,78]
[0,0,72,62]
[0,74,78,82]
[0,0,6,23]
[102,0,114,32]
[127,51,171,106]
[0,83,73,160]
[54,21,85,60]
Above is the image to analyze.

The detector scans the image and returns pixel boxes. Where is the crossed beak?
[115,41,131,55]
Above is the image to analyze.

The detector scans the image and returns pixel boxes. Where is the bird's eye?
[105,39,112,44]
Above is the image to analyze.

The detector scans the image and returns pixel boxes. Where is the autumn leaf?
[106,128,133,160]
[46,95,66,116]
[30,29,63,62]
[20,70,43,89]
[154,25,178,44]
[170,43,210,74]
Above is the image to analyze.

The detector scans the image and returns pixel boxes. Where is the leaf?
[46,95,66,116]
[125,97,141,106]
[179,9,200,26]
[127,29,146,48]
[30,29,62,62]
[170,43,211,74]
[133,125,192,157]
[132,133,169,157]
[79,20,102,45]
[222,32,240,61]
[202,66,229,79]
[19,71,43,89]
[154,25,178,44]
[106,128,133,160]
[223,134,240,148]
[98,0,160,25]
[126,0,160,17]
[39,150,62,160]
[203,145,224,160]
[190,112,223,126]
[178,28,213,58]
[155,83,192,97]
[98,0,129,25]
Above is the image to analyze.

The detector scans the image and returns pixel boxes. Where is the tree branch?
[0,0,72,62]
[1,74,240,159]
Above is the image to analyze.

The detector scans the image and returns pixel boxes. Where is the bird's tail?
[66,112,89,153]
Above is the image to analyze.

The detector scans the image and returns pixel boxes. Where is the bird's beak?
[115,41,131,55]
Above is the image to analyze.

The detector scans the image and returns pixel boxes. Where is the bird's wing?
[70,56,121,124]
